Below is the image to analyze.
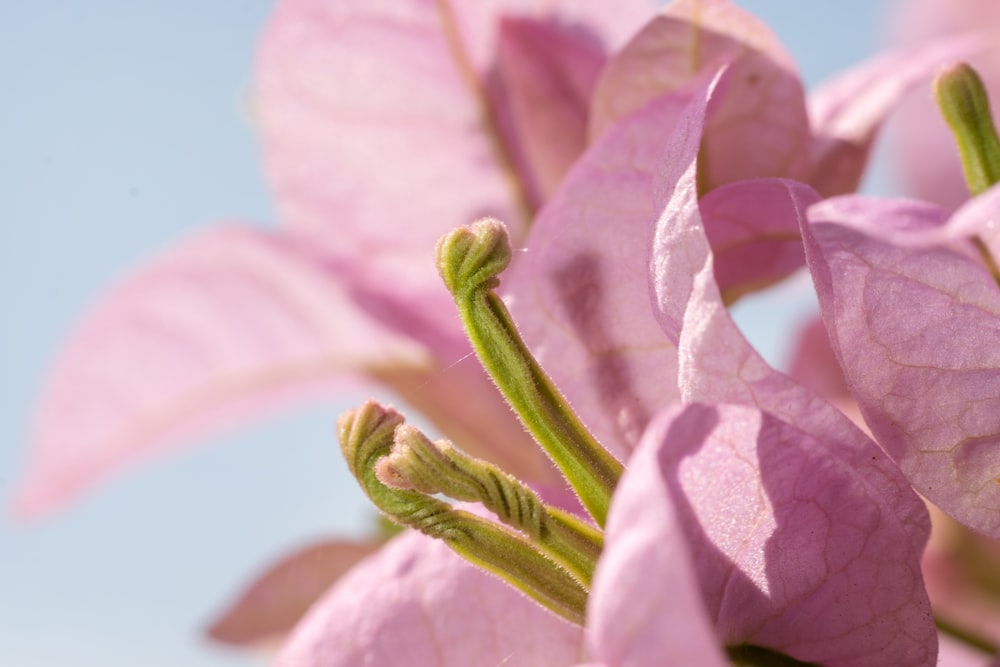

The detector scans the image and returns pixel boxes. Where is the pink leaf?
[495,17,605,200]
[589,0,810,190]
[594,403,935,666]
[503,90,698,460]
[803,195,1000,537]
[946,182,1000,260]
[255,0,655,304]
[207,539,383,647]
[699,178,820,302]
[651,74,927,542]
[587,407,729,667]
[808,36,980,197]
[274,531,584,667]
[502,69,808,461]
[640,72,934,663]
[12,226,428,518]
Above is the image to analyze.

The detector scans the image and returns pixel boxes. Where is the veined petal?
[947,182,1000,260]
[595,403,935,666]
[255,0,654,302]
[586,406,728,667]
[699,178,820,302]
[255,0,528,309]
[589,0,810,189]
[503,91,696,460]
[807,36,979,198]
[12,226,429,518]
[275,531,585,667]
[805,195,951,240]
[646,72,934,664]
[495,17,605,200]
[803,197,1000,537]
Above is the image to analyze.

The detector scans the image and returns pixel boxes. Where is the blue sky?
[1,2,901,665]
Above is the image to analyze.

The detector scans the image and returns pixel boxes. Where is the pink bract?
[590,403,933,666]
[15,1,978,661]
[278,63,936,667]
[12,0,656,517]
[803,191,1000,538]
[274,530,586,667]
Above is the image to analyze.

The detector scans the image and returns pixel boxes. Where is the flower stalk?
[339,400,588,624]
[935,62,1000,196]
[435,219,623,527]
[378,424,603,587]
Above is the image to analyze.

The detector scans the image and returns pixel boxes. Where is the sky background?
[1,2,908,665]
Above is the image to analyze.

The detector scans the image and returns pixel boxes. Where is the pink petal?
[699,51,810,189]
[699,178,820,302]
[947,182,1000,260]
[12,226,428,518]
[596,403,935,665]
[802,197,1000,537]
[644,73,934,664]
[652,74,927,538]
[589,0,810,189]
[495,17,605,200]
[505,68,813,461]
[275,531,584,666]
[255,0,654,303]
[805,195,952,241]
[207,539,383,647]
[586,407,729,667]
[503,90,697,460]
[807,37,979,197]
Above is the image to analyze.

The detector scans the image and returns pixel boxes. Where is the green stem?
[935,62,1000,196]
[383,424,603,587]
[339,400,588,625]
[436,219,622,527]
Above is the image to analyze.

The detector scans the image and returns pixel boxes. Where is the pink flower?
[12,0,655,519]
[12,0,971,655]
[500,0,969,461]
[12,0,654,645]
[14,0,954,521]
[574,68,934,666]
[276,70,940,667]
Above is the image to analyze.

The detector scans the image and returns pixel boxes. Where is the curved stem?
[339,400,588,625]
[383,424,603,586]
[436,219,622,526]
